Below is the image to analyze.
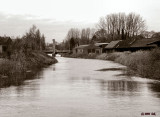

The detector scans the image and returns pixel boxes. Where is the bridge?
[44,39,70,56]
[44,49,70,54]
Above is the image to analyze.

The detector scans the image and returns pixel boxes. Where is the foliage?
[63,53,97,59]
[97,12,146,41]
[22,25,46,51]
[0,25,57,88]
[59,12,147,50]
[96,49,160,79]
[59,28,96,50]
[151,32,160,38]
[66,48,160,79]
[69,37,76,50]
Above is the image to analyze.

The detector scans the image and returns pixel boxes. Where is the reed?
[0,51,57,88]
[96,48,160,79]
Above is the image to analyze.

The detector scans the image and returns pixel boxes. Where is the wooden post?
[52,39,55,57]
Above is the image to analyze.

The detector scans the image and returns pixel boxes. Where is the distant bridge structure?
[44,49,70,54]
[44,39,70,56]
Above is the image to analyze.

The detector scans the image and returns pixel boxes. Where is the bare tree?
[97,12,146,40]
[97,17,106,30]
[23,25,46,51]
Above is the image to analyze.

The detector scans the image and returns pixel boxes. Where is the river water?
[0,57,160,117]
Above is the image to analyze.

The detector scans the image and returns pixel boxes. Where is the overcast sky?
[0,0,160,43]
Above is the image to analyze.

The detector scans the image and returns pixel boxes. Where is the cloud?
[0,13,95,43]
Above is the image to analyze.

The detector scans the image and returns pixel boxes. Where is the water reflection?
[97,79,145,98]
[52,65,56,71]
[149,82,160,98]
[98,80,140,92]
[0,68,42,88]
[15,81,40,97]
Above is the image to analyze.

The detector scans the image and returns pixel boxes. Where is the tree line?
[58,12,160,50]
[12,25,46,52]
[0,25,46,59]
[97,12,146,41]
[57,28,96,50]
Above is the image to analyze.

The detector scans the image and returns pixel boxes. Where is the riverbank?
[63,48,160,80]
[0,51,57,88]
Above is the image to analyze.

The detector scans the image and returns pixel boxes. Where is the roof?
[117,39,136,48]
[75,44,100,49]
[74,45,88,49]
[130,38,160,48]
[105,40,122,49]
[85,44,100,49]
[0,37,12,45]
[147,39,160,45]
[75,38,160,50]
[95,43,109,47]
[105,38,160,49]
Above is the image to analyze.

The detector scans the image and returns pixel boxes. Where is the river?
[0,57,160,117]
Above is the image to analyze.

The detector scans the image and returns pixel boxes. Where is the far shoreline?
[62,48,160,80]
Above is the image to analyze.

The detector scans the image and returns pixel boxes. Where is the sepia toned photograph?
[0,0,160,117]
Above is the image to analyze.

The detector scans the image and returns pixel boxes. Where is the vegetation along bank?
[63,48,160,80]
[59,12,160,80]
[0,25,57,88]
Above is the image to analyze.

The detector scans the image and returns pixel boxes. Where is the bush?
[0,51,57,88]
[96,53,108,60]
[96,48,160,79]
[64,53,97,59]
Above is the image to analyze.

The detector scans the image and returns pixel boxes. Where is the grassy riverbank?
[63,48,160,80]
[97,49,160,79]
[0,26,58,88]
[0,51,57,88]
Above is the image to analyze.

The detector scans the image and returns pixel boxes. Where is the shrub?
[96,48,160,79]
[0,51,57,88]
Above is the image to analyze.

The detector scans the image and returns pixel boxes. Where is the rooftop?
[74,45,88,49]
[105,40,122,49]
[130,38,160,48]
[117,39,136,48]
[0,37,12,45]
[75,44,100,49]
[95,43,109,47]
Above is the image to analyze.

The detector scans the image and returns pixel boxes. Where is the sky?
[0,0,160,43]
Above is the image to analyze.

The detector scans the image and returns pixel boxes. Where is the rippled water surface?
[0,57,160,117]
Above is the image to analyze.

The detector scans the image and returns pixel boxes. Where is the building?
[73,44,101,54]
[0,37,12,56]
[105,40,122,52]
[146,39,160,47]
[107,39,136,52]
[95,43,109,53]
[105,38,160,52]
[129,38,160,51]
[74,38,160,54]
